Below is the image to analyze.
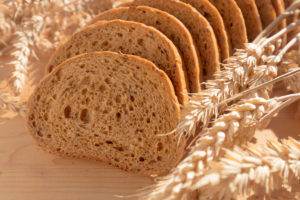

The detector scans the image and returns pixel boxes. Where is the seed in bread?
[121,0,220,81]
[255,0,277,28]
[235,0,263,41]
[88,6,201,93]
[47,19,188,104]
[27,51,186,176]
[209,0,248,51]
[181,0,230,60]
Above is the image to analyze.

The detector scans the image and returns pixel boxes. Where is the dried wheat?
[195,136,300,200]
[0,93,26,117]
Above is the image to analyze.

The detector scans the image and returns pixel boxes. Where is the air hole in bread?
[115,95,121,103]
[106,140,113,144]
[36,95,40,101]
[157,156,162,161]
[92,41,98,46]
[37,131,43,137]
[152,112,156,117]
[157,142,163,151]
[48,65,53,73]
[47,134,51,138]
[80,109,90,123]
[99,85,106,92]
[118,46,124,51]
[139,157,145,162]
[52,94,57,99]
[131,154,135,157]
[66,52,71,58]
[104,77,112,84]
[138,137,142,142]
[56,148,61,152]
[114,147,124,151]
[155,20,161,25]
[116,112,121,120]
[80,64,85,69]
[146,118,150,123]
[81,88,88,95]
[114,158,120,162]
[128,39,132,43]
[101,41,109,48]
[137,38,144,46]
[104,59,109,63]
[129,105,134,111]
[44,113,48,121]
[117,33,123,37]
[94,134,99,137]
[129,27,136,32]
[108,126,112,131]
[81,76,90,85]
[64,106,71,118]
[130,96,135,102]
[75,51,80,55]
[95,143,100,147]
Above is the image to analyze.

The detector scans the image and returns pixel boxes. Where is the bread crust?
[181,0,230,60]
[27,51,186,176]
[121,0,220,81]
[88,6,201,93]
[209,0,248,51]
[235,0,263,41]
[46,19,188,104]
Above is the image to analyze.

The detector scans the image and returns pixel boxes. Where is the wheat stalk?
[0,93,26,117]
[139,92,300,200]
[195,136,300,200]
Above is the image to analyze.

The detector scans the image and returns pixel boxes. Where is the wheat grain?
[140,96,282,200]
[195,136,300,200]
[0,93,26,117]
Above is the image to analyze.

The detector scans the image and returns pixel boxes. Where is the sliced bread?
[272,0,287,44]
[209,0,248,50]
[27,51,185,176]
[255,0,277,28]
[121,0,220,81]
[88,6,200,93]
[46,20,188,104]
[181,0,230,60]
[235,0,263,41]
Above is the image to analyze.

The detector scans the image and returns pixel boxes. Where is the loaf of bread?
[121,0,220,81]
[209,0,248,50]
[88,6,201,93]
[181,0,230,60]
[27,51,186,176]
[46,19,188,104]
[235,0,262,41]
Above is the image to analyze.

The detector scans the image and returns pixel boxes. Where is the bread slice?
[255,0,277,28]
[46,20,188,104]
[271,0,287,44]
[88,6,200,93]
[235,0,263,41]
[27,51,186,176]
[285,0,299,41]
[121,0,220,81]
[181,0,230,60]
[209,0,248,50]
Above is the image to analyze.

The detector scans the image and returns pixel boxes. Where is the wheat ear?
[0,93,26,117]
[139,92,300,200]
[195,136,300,200]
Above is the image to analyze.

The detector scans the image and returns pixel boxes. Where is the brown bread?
[88,6,200,93]
[255,0,277,28]
[235,0,263,41]
[209,0,248,51]
[272,0,287,44]
[181,0,230,60]
[27,51,186,176]
[46,20,188,104]
[121,0,220,81]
